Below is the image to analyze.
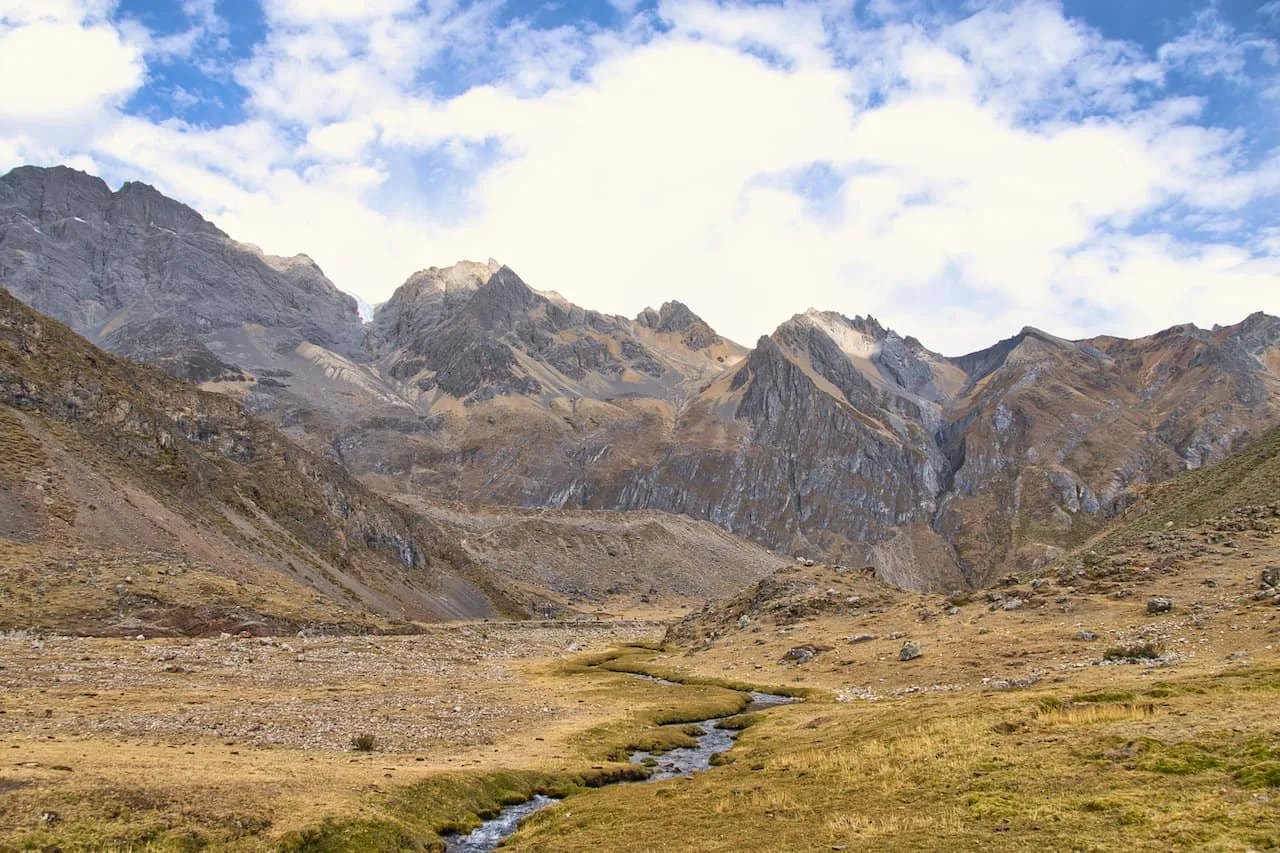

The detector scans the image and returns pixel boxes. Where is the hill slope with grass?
[1083,424,1280,552]
[0,288,521,634]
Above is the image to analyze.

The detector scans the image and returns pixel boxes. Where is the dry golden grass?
[494,528,1280,852]
[2,479,1278,851]
[1035,702,1156,726]
[504,655,1280,853]
[0,624,765,851]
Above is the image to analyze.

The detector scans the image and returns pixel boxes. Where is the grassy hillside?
[0,288,522,632]
[1091,424,1280,550]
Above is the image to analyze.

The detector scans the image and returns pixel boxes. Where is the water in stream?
[444,795,557,853]
[442,686,796,852]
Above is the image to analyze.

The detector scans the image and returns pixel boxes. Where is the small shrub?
[350,733,377,752]
[1103,641,1164,661]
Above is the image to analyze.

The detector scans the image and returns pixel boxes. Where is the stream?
[442,680,797,852]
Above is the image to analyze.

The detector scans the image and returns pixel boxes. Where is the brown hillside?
[0,288,521,634]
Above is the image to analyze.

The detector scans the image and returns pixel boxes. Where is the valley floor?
[0,622,667,850]
[1,523,1278,852]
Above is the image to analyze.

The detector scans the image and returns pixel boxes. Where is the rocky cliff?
[0,165,365,380]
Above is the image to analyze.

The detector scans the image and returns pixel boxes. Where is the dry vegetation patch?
[503,657,1280,853]
[0,622,671,851]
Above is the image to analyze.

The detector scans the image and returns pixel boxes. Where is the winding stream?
[442,679,797,852]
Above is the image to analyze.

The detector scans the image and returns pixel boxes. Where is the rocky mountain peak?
[949,324,1093,388]
[0,164,365,374]
[368,260,501,352]
[1224,311,1280,354]
[261,252,325,275]
[0,164,112,224]
[636,300,723,350]
[110,179,219,235]
[405,260,500,295]
[464,265,541,329]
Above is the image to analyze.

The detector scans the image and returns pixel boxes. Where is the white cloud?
[0,14,143,127]
[303,119,378,161]
[1,0,1278,356]
[1158,6,1279,82]
[142,0,230,59]
[263,0,421,25]
[0,0,115,24]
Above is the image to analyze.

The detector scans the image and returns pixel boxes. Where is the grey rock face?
[0,166,365,373]
[376,265,706,402]
[898,639,922,661]
[366,260,498,354]
[635,300,723,350]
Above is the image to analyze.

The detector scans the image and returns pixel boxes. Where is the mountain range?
[4,164,1278,595]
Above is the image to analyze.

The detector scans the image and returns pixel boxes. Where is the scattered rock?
[984,671,1043,690]
[1074,631,1098,642]
[888,631,905,640]
[1146,597,1173,615]
[781,645,818,664]
[1003,598,1025,611]
[847,634,876,644]
[898,640,922,661]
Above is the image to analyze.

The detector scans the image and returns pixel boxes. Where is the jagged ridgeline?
[3,164,1279,591]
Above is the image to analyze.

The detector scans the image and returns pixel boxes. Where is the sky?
[0,0,1278,355]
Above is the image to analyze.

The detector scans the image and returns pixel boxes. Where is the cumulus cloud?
[0,1,143,130]
[1,0,1278,354]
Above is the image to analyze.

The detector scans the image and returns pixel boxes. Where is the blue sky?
[0,0,1277,353]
